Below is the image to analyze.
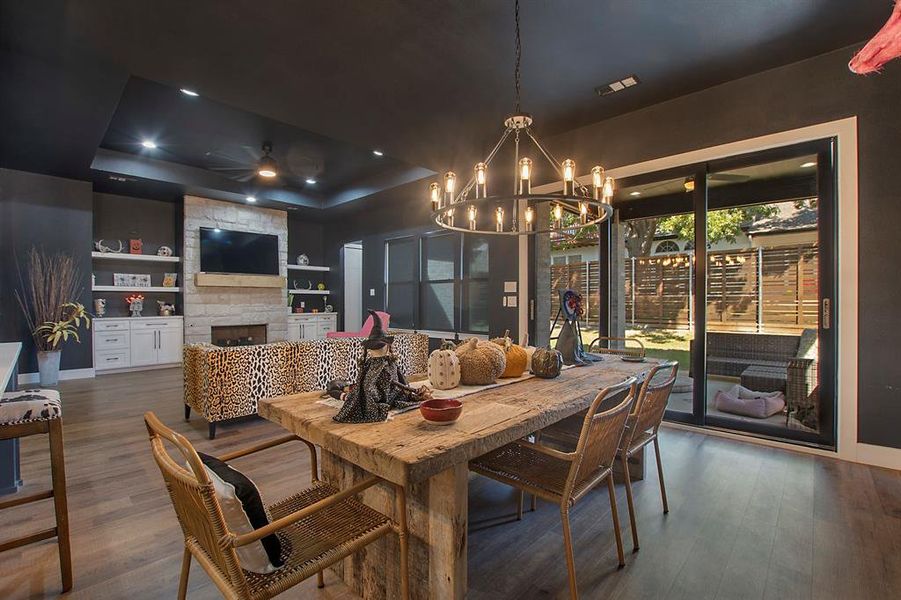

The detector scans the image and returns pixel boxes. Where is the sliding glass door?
[609,140,837,448]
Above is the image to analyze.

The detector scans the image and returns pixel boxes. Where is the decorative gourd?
[531,346,563,379]
[455,337,506,385]
[428,340,461,390]
[490,329,528,378]
[520,333,537,372]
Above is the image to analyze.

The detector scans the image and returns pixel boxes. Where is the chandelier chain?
[514,0,522,113]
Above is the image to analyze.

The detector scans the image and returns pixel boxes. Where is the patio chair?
[144,412,409,599]
[469,378,638,600]
[587,335,646,359]
[617,361,679,551]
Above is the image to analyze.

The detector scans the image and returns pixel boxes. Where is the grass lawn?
[550,324,692,372]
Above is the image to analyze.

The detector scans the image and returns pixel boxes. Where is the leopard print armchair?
[184,333,429,438]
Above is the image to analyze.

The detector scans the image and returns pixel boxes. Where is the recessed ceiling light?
[180,88,199,97]
[213,228,221,233]
[801,161,816,168]
[372,150,384,156]
[141,140,157,149]
[630,191,641,197]
[246,196,256,203]
[305,178,316,185]
[596,74,641,97]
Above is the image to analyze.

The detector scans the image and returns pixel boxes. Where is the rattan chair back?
[565,378,637,498]
[144,411,251,598]
[624,362,679,448]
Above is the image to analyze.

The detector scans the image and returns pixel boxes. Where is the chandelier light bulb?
[475,162,487,198]
[519,157,532,194]
[591,165,603,189]
[525,205,535,231]
[444,171,457,205]
[580,201,589,224]
[446,207,455,227]
[495,206,504,232]
[429,182,441,210]
[562,159,576,195]
[553,203,563,225]
[468,205,477,230]
[602,176,615,201]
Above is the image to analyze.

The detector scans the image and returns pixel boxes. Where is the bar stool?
[0,388,72,592]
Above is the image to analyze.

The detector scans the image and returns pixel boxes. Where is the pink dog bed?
[714,385,785,419]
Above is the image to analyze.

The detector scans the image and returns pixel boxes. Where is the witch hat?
[363,309,394,349]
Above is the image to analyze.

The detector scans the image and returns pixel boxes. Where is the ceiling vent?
[595,75,640,97]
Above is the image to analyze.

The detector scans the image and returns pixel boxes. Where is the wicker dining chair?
[144,412,409,600]
[617,361,679,552]
[469,378,638,600]
[587,336,646,359]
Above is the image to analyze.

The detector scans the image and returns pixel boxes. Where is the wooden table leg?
[320,450,469,600]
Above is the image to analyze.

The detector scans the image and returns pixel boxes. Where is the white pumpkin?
[521,333,537,372]
[428,341,461,390]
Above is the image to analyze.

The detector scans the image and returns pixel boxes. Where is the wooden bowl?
[419,398,463,425]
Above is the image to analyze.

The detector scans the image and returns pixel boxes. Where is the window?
[552,255,567,266]
[654,240,680,254]
[420,233,459,331]
[683,240,694,251]
[462,235,490,334]
[385,236,418,329]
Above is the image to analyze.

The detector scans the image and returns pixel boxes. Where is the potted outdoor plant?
[15,248,92,386]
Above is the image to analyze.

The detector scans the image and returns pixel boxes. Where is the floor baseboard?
[17,367,96,386]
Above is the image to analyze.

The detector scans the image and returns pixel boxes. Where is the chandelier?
[429,0,614,236]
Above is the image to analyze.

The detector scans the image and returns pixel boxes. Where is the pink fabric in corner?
[326,311,391,339]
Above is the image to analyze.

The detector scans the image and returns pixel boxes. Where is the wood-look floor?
[1,367,899,599]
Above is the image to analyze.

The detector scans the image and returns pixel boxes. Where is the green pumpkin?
[531,346,563,379]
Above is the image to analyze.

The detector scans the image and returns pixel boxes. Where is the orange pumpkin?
[490,329,528,378]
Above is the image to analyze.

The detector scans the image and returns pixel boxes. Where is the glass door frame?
[607,139,838,448]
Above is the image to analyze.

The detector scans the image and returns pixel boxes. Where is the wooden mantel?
[193,272,286,288]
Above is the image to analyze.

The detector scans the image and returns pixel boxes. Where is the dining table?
[259,357,659,599]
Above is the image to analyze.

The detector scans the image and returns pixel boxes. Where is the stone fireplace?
[211,324,268,347]
[182,195,289,345]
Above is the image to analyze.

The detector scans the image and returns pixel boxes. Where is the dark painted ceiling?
[0,0,892,209]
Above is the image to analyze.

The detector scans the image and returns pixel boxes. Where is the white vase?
[37,350,61,386]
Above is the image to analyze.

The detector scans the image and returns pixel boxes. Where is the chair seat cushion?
[0,389,61,424]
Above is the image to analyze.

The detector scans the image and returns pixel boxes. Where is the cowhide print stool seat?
[0,388,72,592]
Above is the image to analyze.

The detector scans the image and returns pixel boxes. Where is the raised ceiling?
[0,0,892,208]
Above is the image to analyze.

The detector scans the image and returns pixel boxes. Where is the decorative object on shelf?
[294,307,304,313]
[311,308,319,313]
[114,273,151,287]
[455,337,506,385]
[428,340,461,390]
[15,247,91,386]
[333,310,421,423]
[125,294,145,318]
[157,245,173,257]
[93,298,107,318]
[162,272,178,288]
[94,239,124,253]
[419,398,463,425]
[157,301,176,317]
[531,346,563,379]
[91,273,96,287]
[292,278,312,291]
[427,0,613,238]
[296,254,310,266]
[490,329,528,378]
[324,304,334,313]
[316,282,326,291]
[129,238,143,255]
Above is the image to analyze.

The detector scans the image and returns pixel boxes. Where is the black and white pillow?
[197,453,284,573]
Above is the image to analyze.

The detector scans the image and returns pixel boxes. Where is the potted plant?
[15,248,92,386]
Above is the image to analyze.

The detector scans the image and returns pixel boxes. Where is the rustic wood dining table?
[258,358,658,599]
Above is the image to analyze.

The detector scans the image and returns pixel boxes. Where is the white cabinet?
[93,317,184,372]
[287,313,338,341]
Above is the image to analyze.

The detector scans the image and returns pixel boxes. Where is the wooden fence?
[551,243,818,333]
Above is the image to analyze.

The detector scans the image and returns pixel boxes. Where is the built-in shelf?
[92,285,181,293]
[91,251,181,263]
[288,289,330,295]
[287,264,330,272]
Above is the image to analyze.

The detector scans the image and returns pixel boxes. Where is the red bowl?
[419,398,463,425]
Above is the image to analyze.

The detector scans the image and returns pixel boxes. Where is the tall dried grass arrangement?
[15,247,84,352]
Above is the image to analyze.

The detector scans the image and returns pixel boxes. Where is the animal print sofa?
[183,333,428,438]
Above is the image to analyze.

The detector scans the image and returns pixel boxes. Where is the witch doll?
[333,310,426,423]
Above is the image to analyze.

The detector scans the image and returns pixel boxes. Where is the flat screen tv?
[199,227,279,275]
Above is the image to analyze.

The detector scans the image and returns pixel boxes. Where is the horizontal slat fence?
[551,243,818,334]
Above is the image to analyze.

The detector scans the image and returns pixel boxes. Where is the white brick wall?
[182,195,288,345]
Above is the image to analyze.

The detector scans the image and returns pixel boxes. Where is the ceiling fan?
[633,172,751,196]
[205,141,323,184]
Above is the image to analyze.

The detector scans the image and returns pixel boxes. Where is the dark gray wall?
[321,178,520,339]
[0,168,93,373]
[549,45,901,450]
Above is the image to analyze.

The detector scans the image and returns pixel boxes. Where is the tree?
[623,205,779,257]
